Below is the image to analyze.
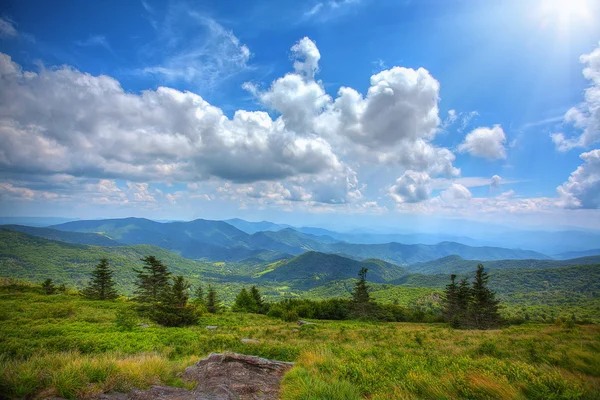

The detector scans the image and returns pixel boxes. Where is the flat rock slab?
[95,352,294,400]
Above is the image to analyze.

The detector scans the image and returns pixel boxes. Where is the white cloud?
[0,35,463,209]
[441,109,457,129]
[490,175,502,189]
[440,183,472,204]
[552,43,600,151]
[395,188,554,216]
[303,0,360,20]
[141,11,251,89]
[556,149,600,209]
[314,66,459,176]
[0,17,17,38]
[291,37,320,79]
[389,171,432,203]
[458,125,507,160]
[0,52,343,189]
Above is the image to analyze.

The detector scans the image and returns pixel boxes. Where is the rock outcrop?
[96,352,294,400]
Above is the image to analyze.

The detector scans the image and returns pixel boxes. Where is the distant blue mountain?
[48,217,550,264]
[224,218,291,234]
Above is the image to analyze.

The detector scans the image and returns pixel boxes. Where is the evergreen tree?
[232,288,258,313]
[206,284,220,313]
[41,278,56,295]
[149,276,198,327]
[454,277,472,328]
[442,274,459,323]
[82,258,119,300]
[133,256,171,304]
[249,286,264,313]
[470,264,502,329]
[171,275,191,307]
[351,267,371,317]
[193,284,205,306]
[352,267,370,303]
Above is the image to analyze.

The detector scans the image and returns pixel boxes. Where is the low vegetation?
[1,284,598,399]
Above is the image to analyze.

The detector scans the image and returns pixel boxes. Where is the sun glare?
[538,0,593,30]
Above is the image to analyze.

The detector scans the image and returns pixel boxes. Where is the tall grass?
[1,288,599,399]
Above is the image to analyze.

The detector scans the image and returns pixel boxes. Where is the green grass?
[1,287,599,399]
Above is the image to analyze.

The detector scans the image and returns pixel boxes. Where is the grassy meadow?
[1,285,599,399]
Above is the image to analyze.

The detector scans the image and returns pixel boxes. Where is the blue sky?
[0,0,599,232]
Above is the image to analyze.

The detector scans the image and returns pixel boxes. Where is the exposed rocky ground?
[96,352,294,400]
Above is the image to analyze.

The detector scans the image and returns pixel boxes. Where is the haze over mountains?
[39,217,551,264]
[2,217,600,266]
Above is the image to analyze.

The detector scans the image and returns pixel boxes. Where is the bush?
[149,304,199,327]
[115,307,138,331]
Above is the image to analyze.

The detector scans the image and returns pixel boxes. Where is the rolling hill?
[406,254,600,274]
[324,241,549,265]
[554,249,600,260]
[258,251,409,288]
[0,228,225,291]
[1,225,123,246]
[224,218,290,234]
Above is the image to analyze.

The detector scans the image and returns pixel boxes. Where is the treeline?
[37,256,507,329]
[233,267,442,323]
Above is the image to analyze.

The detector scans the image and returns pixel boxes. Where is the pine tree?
[454,277,472,328]
[352,267,370,303]
[41,278,56,295]
[193,285,205,306]
[171,276,191,307]
[149,276,198,327]
[470,264,502,329]
[83,258,119,300]
[133,256,172,304]
[442,274,459,323]
[232,288,258,313]
[206,284,219,313]
[249,286,264,313]
[351,267,371,317]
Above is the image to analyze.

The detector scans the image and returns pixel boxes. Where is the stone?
[297,320,316,326]
[140,323,149,329]
[206,325,218,330]
[183,352,294,399]
[241,338,260,345]
[94,352,294,400]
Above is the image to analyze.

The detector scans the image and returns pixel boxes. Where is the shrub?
[115,308,138,331]
[149,304,199,327]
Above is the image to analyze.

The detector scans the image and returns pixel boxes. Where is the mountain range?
[36,217,550,264]
[1,226,598,323]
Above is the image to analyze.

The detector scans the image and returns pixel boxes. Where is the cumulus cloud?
[490,175,502,189]
[291,37,320,79]
[458,125,507,160]
[248,37,459,176]
[556,149,600,209]
[552,43,600,151]
[440,183,472,203]
[0,52,343,187]
[312,64,459,176]
[389,171,432,203]
[0,35,461,209]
